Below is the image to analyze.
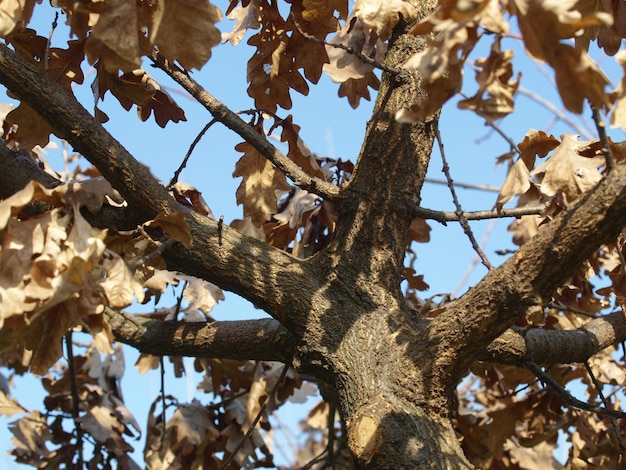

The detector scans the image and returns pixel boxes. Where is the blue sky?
[1,1,624,467]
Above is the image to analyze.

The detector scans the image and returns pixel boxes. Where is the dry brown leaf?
[9,411,53,463]
[610,49,626,131]
[148,0,222,71]
[222,1,261,45]
[496,158,531,210]
[0,390,27,417]
[94,67,186,128]
[458,38,519,119]
[101,251,145,309]
[147,211,193,249]
[233,141,291,226]
[531,134,605,201]
[354,0,416,40]
[0,0,38,36]
[85,0,140,72]
[510,0,611,113]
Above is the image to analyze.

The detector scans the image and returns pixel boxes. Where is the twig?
[517,87,594,140]
[413,204,547,224]
[452,219,497,296]
[291,14,402,75]
[44,11,59,72]
[584,361,626,451]
[326,400,336,467]
[524,361,626,420]
[220,364,290,470]
[436,126,493,269]
[127,237,177,271]
[65,332,84,468]
[424,177,501,192]
[547,302,597,318]
[590,105,615,172]
[459,92,519,153]
[168,119,218,188]
[150,52,340,200]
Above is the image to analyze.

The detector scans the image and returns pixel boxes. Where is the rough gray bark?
[1,1,626,467]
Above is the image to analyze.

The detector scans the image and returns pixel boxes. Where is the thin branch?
[168,118,218,188]
[517,86,594,140]
[584,361,626,451]
[44,11,59,72]
[104,309,296,362]
[150,52,340,200]
[547,302,597,318]
[436,126,493,269]
[0,43,177,217]
[220,364,290,470]
[590,105,615,172]
[424,177,501,192]
[291,14,402,75]
[459,92,519,152]
[65,332,84,468]
[413,204,547,224]
[525,360,626,420]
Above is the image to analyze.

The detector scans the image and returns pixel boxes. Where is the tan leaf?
[171,182,215,218]
[610,49,626,131]
[408,218,431,243]
[458,38,520,119]
[101,251,145,309]
[354,0,417,39]
[85,0,141,72]
[338,71,380,109]
[65,177,124,213]
[0,0,37,36]
[135,353,160,375]
[0,390,27,417]
[274,189,319,229]
[510,0,611,112]
[94,67,186,127]
[231,217,267,241]
[179,275,225,315]
[77,403,133,455]
[9,411,53,463]
[5,102,54,150]
[233,141,291,226]
[222,1,261,46]
[147,211,193,249]
[531,134,605,201]
[149,0,222,71]
[495,158,531,210]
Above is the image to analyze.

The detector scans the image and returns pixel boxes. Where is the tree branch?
[430,161,626,383]
[0,43,176,218]
[0,43,320,331]
[413,204,547,223]
[104,308,295,363]
[480,311,626,366]
[150,52,340,200]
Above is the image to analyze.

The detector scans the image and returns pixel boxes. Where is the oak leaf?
[148,0,222,71]
[0,0,38,36]
[233,141,291,226]
[531,134,605,202]
[354,0,416,40]
[222,1,261,46]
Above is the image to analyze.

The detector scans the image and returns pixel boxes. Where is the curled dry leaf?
[531,134,605,202]
[353,0,417,40]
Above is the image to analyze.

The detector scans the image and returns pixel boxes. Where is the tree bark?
[3,1,626,467]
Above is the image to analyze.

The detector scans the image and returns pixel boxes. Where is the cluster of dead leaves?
[2,341,142,468]
[398,0,626,126]
[457,352,625,469]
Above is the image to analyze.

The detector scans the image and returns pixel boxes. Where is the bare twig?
[452,219,498,296]
[584,361,626,451]
[413,204,547,224]
[44,11,59,72]
[590,105,615,172]
[291,14,402,75]
[168,119,218,188]
[517,86,594,140]
[424,177,501,192]
[220,364,290,470]
[150,52,340,200]
[436,126,493,269]
[65,332,84,468]
[547,302,597,318]
[459,92,519,152]
[525,361,626,420]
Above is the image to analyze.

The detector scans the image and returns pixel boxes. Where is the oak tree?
[0,0,626,468]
